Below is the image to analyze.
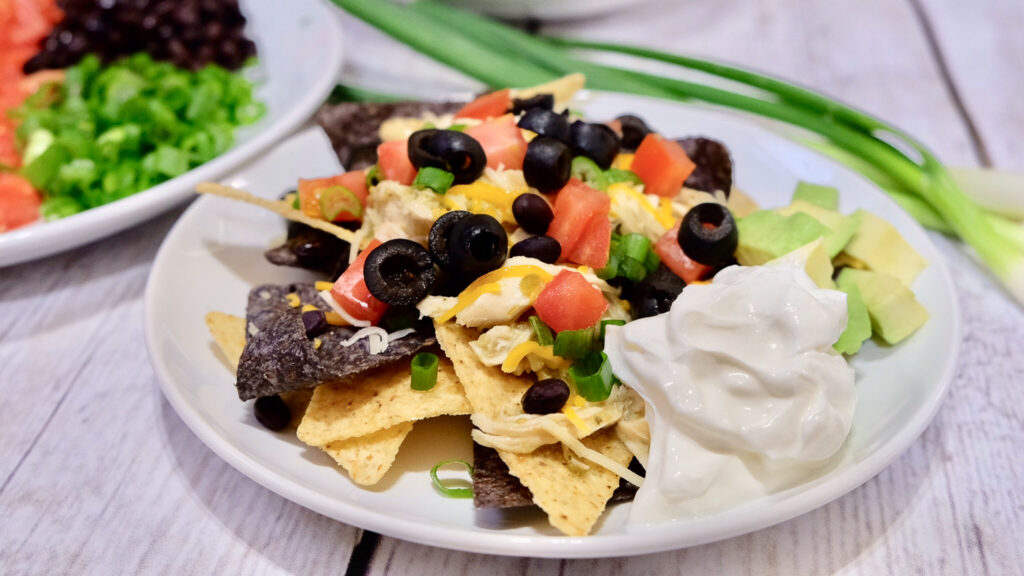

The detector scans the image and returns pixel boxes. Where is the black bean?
[512,193,554,234]
[522,379,570,414]
[509,236,561,264]
[254,395,291,431]
[301,309,328,339]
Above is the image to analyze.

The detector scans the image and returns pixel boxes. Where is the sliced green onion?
[553,327,596,359]
[430,459,474,499]
[413,166,455,194]
[569,352,615,402]
[411,352,440,390]
[290,192,300,210]
[618,257,647,283]
[365,164,382,188]
[617,233,652,261]
[644,248,661,273]
[571,156,609,191]
[596,252,620,280]
[528,315,554,346]
[449,123,468,132]
[599,319,626,340]
[604,168,643,186]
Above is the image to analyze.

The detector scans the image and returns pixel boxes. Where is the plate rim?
[145,95,961,558]
[0,0,344,268]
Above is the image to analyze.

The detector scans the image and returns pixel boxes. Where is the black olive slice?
[364,239,438,306]
[677,203,739,266]
[448,214,509,279]
[428,210,472,268]
[408,129,487,184]
[616,114,653,151]
[523,136,572,193]
[511,93,554,114]
[570,121,620,170]
[517,108,571,143]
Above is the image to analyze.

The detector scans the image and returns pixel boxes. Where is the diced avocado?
[736,210,830,266]
[766,238,835,289]
[841,210,928,286]
[777,200,859,258]
[836,268,929,345]
[833,282,871,354]
[792,182,839,211]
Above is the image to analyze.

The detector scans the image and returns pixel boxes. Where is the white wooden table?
[3,1,1023,574]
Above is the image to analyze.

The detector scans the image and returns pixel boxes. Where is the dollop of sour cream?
[604,264,856,524]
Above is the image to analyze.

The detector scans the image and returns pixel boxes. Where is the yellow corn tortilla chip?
[297,357,470,446]
[320,422,414,486]
[280,389,313,428]
[434,322,632,536]
[432,323,527,419]
[502,428,632,536]
[205,311,247,369]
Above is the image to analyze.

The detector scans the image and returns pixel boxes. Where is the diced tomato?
[0,174,41,232]
[631,134,696,197]
[464,115,527,170]
[654,223,713,284]
[330,239,388,325]
[297,170,369,222]
[534,270,608,332]
[455,89,511,121]
[567,214,611,269]
[547,179,611,262]
[377,139,417,185]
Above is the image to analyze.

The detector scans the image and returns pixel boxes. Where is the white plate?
[145,93,960,558]
[0,0,343,268]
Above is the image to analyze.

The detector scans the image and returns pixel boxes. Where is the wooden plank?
[0,211,364,573]
[914,0,1024,169]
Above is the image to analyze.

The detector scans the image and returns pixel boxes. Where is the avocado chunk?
[836,268,928,345]
[833,281,871,354]
[766,238,835,289]
[792,182,839,210]
[777,200,859,258]
[736,210,830,266]
[841,210,927,286]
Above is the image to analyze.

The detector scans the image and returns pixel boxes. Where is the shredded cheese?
[387,328,416,342]
[324,311,347,326]
[340,326,389,354]
[285,293,301,308]
[312,338,323,350]
[436,282,502,323]
[502,341,540,373]
[314,281,334,292]
[318,289,371,327]
[301,304,318,313]
[535,419,644,488]
[561,404,592,434]
[609,182,675,229]
[611,153,635,170]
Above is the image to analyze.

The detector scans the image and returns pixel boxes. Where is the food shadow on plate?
[202,238,321,290]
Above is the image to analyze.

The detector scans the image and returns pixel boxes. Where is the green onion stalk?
[330,0,1024,305]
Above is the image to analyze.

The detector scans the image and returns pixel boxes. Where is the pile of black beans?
[23,0,257,73]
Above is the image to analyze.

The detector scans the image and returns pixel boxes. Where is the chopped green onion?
[596,252,620,280]
[449,123,468,132]
[599,319,625,340]
[528,315,554,346]
[421,122,437,130]
[569,352,616,402]
[553,327,596,359]
[617,233,651,261]
[290,192,300,210]
[604,168,643,186]
[571,156,608,191]
[413,166,455,194]
[618,257,647,283]
[411,353,440,390]
[644,248,661,273]
[365,164,382,188]
[430,459,474,499]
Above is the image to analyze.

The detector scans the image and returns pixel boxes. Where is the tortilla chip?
[235,283,436,400]
[280,389,314,428]
[205,311,247,370]
[501,428,633,536]
[432,323,527,419]
[297,357,470,446]
[435,322,632,536]
[320,423,414,486]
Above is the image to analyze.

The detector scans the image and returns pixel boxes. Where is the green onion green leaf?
[411,352,440,390]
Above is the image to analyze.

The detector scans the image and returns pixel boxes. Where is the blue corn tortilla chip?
[234,283,436,400]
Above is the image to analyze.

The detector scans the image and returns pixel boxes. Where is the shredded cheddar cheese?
[609,182,675,229]
[561,404,592,434]
[314,281,334,292]
[324,311,347,326]
[436,283,502,323]
[301,304,318,313]
[285,293,301,308]
[611,153,635,170]
[436,265,555,324]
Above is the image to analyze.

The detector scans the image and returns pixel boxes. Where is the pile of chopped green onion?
[12,53,263,220]
[599,232,660,283]
[331,0,1024,305]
